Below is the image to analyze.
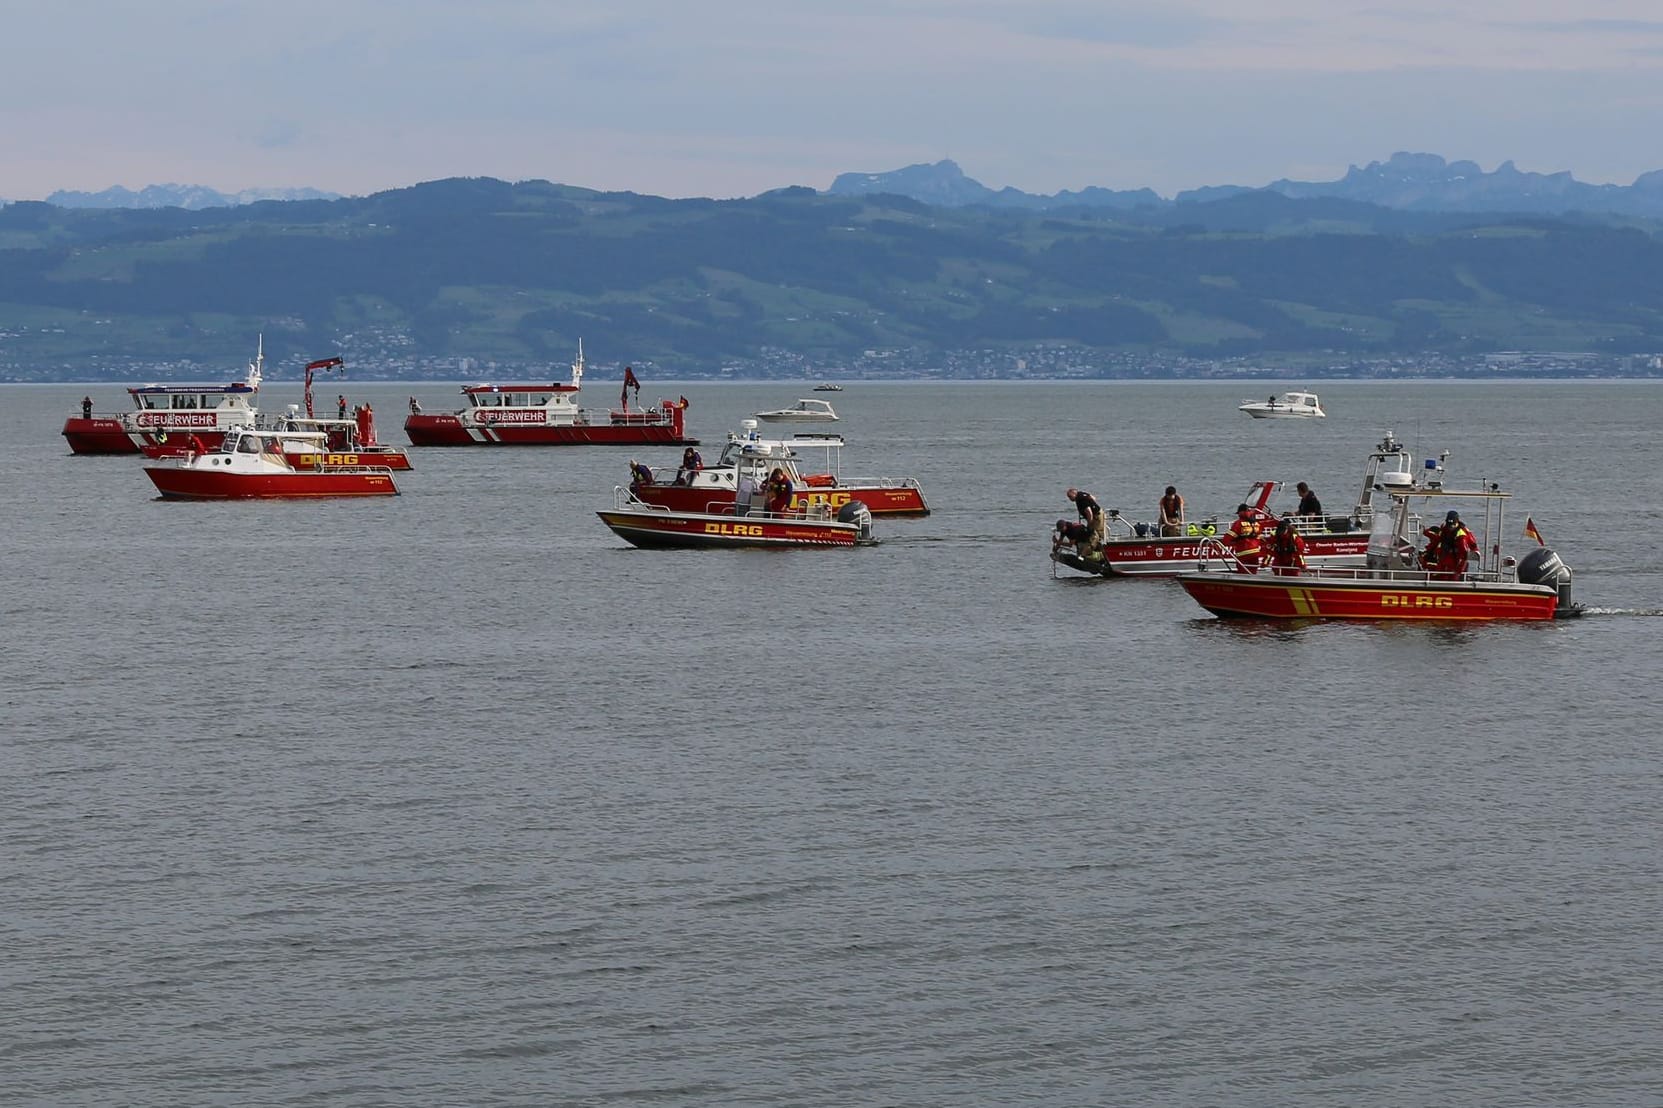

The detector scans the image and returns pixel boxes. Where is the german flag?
[1523,517,1545,545]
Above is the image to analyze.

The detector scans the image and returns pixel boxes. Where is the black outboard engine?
[1517,547,1576,615]
[836,499,874,543]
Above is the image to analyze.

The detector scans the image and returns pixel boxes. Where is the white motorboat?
[1239,391,1326,419]
[755,398,839,422]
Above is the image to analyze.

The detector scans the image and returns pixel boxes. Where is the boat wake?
[1573,606,1663,617]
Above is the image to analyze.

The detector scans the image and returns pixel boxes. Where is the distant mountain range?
[4,172,1663,379]
[829,152,1663,217]
[10,153,1663,218]
[41,183,341,210]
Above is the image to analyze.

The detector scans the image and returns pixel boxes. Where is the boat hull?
[1054,533,1369,577]
[631,482,927,518]
[144,467,400,499]
[405,413,696,446]
[1176,571,1560,621]
[62,418,139,454]
[597,508,862,549]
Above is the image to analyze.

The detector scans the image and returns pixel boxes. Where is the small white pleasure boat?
[755,398,839,422]
[1239,391,1326,419]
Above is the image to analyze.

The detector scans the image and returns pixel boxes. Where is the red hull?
[597,509,860,548]
[144,467,399,499]
[62,418,139,454]
[1178,572,1560,621]
[631,482,926,517]
[405,413,696,447]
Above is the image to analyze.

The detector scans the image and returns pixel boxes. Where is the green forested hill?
[3,177,1662,375]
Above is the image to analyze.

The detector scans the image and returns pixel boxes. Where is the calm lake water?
[4,378,1661,1106]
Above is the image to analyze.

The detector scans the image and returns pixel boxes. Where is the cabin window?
[237,436,261,453]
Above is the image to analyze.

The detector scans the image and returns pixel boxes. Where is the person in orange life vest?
[1268,517,1307,575]
[675,446,703,485]
[765,467,795,515]
[1066,487,1105,548]
[336,394,347,418]
[355,402,377,446]
[1158,486,1185,537]
[1422,509,1479,577]
[628,459,654,489]
[1224,503,1263,572]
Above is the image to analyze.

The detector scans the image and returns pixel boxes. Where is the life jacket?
[1271,527,1305,562]
[1160,493,1183,521]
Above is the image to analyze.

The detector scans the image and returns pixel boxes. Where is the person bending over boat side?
[1066,487,1105,550]
[1268,518,1307,576]
[629,459,654,490]
[1158,486,1185,537]
[1294,481,1323,518]
[1224,504,1263,573]
[1053,519,1095,558]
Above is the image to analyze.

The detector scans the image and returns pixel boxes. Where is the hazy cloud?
[2,1,1661,201]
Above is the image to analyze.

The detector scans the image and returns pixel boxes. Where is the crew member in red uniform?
[1224,503,1263,572]
[1268,517,1307,575]
[1422,509,1479,577]
[355,402,377,446]
[765,467,795,515]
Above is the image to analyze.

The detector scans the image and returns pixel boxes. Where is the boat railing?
[1192,557,1514,587]
[834,474,923,490]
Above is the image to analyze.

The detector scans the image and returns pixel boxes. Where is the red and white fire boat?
[62,337,266,455]
[144,427,400,500]
[404,342,695,446]
[597,487,875,549]
[627,421,928,517]
[1177,454,1579,622]
[1052,433,1418,577]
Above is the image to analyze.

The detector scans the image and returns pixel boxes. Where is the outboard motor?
[836,499,874,542]
[1517,547,1575,614]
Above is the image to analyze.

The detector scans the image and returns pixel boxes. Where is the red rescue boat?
[1052,433,1416,577]
[63,337,265,455]
[598,488,875,549]
[1176,452,1579,622]
[404,341,696,446]
[627,421,928,518]
[144,427,400,500]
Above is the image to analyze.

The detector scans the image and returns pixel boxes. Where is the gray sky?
[5,0,1663,200]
